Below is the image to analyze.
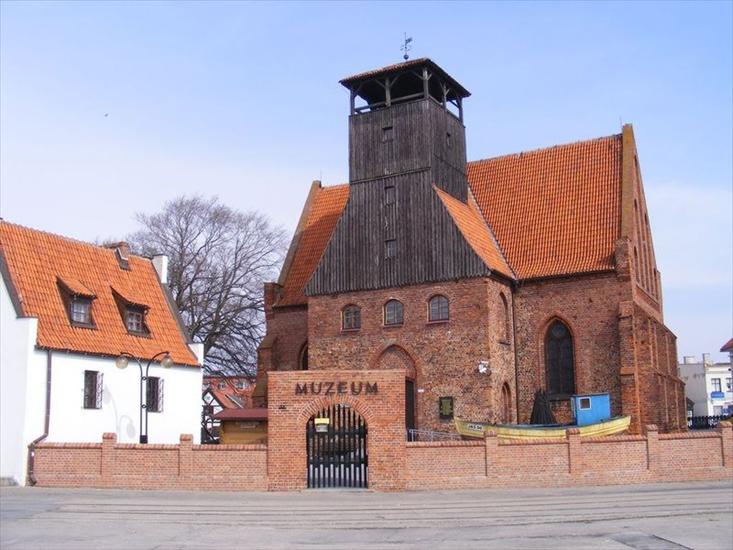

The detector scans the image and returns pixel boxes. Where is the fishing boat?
[454,414,631,440]
[454,391,631,441]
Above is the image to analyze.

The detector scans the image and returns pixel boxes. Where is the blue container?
[570,393,611,426]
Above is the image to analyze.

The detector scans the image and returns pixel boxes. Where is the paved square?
[1,481,731,549]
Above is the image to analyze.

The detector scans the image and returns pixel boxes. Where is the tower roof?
[340,57,470,103]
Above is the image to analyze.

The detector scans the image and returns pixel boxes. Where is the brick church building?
[255,58,685,437]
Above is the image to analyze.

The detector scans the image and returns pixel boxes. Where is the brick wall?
[33,433,267,491]
[405,423,733,490]
[306,278,516,431]
[32,423,732,491]
[267,369,406,491]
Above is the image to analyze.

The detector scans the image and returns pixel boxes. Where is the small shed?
[213,408,268,444]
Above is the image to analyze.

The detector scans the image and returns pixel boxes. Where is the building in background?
[0,221,204,486]
[679,353,733,417]
[201,375,253,442]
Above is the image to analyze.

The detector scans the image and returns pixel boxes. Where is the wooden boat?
[454,415,631,441]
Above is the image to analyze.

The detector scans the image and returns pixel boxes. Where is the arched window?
[342,305,361,330]
[501,383,512,424]
[428,295,449,322]
[384,300,403,326]
[299,343,309,371]
[545,320,575,395]
[499,293,510,343]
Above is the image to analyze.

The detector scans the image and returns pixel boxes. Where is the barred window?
[385,239,396,259]
[428,295,449,322]
[385,185,396,205]
[342,305,361,330]
[545,320,575,395]
[146,377,164,413]
[83,370,103,409]
[384,300,403,326]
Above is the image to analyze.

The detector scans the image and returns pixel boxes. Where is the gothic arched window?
[545,320,575,395]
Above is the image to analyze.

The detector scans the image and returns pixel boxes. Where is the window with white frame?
[146,377,164,413]
[83,370,103,409]
[711,378,722,392]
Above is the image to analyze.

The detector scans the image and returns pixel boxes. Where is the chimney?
[682,356,697,364]
[105,242,131,270]
[152,254,169,284]
[702,353,711,365]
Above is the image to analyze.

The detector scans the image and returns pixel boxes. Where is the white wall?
[47,352,202,444]
[0,278,45,486]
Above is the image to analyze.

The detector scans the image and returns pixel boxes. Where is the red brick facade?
[267,369,405,491]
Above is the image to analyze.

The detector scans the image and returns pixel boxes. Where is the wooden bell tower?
[340,58,471,201]
[306,59,489,296]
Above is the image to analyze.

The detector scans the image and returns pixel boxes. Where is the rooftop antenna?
[401,33,413,61]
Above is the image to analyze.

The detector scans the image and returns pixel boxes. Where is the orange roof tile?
[468,134,622,279]
[0,221,199,366]
[721,338,733,353]
[276,184,349,306]
[433,186,514,279]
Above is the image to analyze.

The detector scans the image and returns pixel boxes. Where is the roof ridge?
[0,219,150,262]
[468,132,622,166]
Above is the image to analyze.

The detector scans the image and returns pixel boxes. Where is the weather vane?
[401,33,413,61]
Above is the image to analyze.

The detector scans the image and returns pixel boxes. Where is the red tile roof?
[276,184,349,306]
[0,221,199,366]
[434,186,514,279]
[467,134,622,280]
[721,338,733,353]
[277,133,624,303]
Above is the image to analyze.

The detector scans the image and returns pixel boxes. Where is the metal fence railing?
[407,429,462,442]
[687,415,730,430]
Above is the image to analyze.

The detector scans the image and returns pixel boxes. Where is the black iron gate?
[306,404,367,488]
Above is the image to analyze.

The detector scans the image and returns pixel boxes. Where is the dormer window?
[112,287,150,336]
[57,276,96,328]
[71,297,93,325]
[125,307,147,334]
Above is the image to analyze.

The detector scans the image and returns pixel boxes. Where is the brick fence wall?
[405,423,732,490]
[33,424,731,492]
[34,433,267,491]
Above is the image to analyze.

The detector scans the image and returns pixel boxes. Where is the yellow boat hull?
[454,415,631,440]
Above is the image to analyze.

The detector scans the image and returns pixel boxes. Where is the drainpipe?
[511,283,521,423]
[27,350,52,486]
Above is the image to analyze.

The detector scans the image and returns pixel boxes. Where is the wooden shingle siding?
[305,173,490,296]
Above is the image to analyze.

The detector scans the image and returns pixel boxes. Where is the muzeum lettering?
[295,382,378,396]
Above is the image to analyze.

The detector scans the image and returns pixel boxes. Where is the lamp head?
[161,353,174,369]
[115,355,129,370]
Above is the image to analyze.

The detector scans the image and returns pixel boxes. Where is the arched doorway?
[306,403,367,488]
[374,346,417,438]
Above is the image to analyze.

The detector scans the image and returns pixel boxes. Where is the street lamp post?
[115,351,174,443]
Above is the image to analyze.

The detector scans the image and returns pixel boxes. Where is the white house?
[0,221,204,486]
[679,353,733,417]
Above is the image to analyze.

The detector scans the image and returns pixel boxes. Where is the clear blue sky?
[1,1,731,360]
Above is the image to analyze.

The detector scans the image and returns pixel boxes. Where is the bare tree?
[128,196,286,377]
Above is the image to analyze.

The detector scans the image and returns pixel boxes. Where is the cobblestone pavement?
[1,481,732,549]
